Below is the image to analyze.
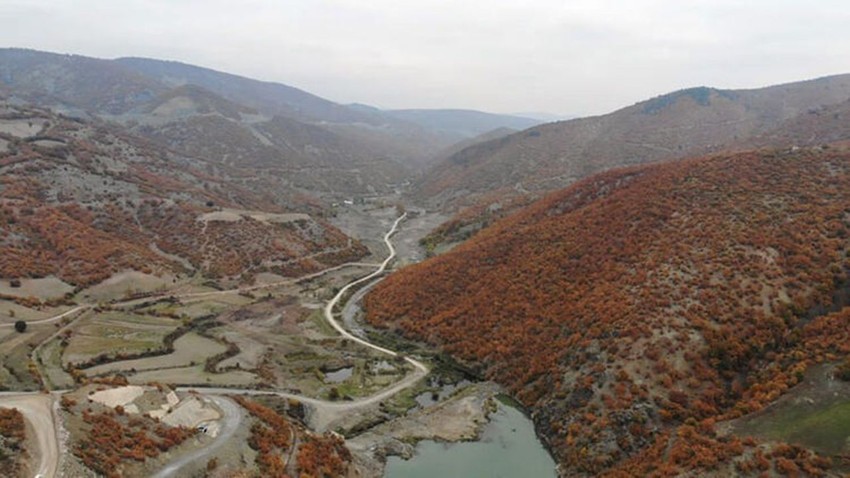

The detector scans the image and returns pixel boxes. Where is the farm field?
[62,311,179,367]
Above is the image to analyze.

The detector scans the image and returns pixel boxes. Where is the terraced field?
[63,312,179,366]
[84,333,227,375]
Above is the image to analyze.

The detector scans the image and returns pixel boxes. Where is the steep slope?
[0,49,418,197]
[741,98,850,150]
[131,86,410,196]
[385,109,541,140]
[0,100,366,287]
[367,146,850,475]
[138,84,258,120]
[115,56,368,124]
[430,127,518,167]
[418,75,850,209]
[115,56,458,165]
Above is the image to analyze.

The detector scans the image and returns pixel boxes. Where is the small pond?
[323,366,353,383]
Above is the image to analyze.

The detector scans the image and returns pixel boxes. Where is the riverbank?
[346,381,502,477]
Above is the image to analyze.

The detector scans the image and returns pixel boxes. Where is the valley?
[4,44,850,478]
[0,199,519,478]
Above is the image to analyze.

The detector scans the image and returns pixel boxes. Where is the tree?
[13,320,26,333]
[328,387,340,401]
[835,358,850,381]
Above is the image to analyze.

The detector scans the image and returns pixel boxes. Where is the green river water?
[385,399,557,478]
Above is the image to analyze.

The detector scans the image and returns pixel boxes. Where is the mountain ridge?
[417,73,850,208]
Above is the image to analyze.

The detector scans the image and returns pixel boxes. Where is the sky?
[1,0,850,117]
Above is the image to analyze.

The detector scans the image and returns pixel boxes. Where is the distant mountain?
[431,127,518,162]
[0,48,422,198]
[367,145,850,476]
[127,84,411,196]
[115,56,376,125]
[0,48,165,114]
[385,108,541,140]
[511,111,575,122]
[114,56,472,166]
[0,49,564,184]
[417,75,850,211]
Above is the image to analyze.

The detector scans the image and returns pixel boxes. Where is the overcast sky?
[2,0,849,116]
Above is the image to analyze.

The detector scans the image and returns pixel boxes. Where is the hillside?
[0,99,366,287]
[385,109,540,140]
[366,146,850,475]
[0,49,165,115]
[115,56,379,124]
[130,87,411,196]
[0,49,426,198]
[417,75,850,210]
[741,98,850,150]
[115,56,520,165]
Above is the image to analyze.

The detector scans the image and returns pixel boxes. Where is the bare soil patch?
[0,118,46,138]
[80,270,175,302]
[198,208,310,224]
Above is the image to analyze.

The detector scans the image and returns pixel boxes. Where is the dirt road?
[0,305,89,329]
[322,213,429,369]
[8,212,428,477]
[0,393,60,478]
[151,396,243,478]
[181,212,430,431]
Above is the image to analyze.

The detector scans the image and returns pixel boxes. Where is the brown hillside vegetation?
[416,76,850,251]
[0,102,367,286]
[233,396,352,478]
[366,146,850,475]
[0,407,28,476]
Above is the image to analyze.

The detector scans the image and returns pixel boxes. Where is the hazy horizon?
[2,0,849,116]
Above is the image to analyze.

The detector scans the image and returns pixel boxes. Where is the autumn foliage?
[366,147,850,474]
[0,104,367,287]
[73,408,195,477]
[0,407,27,475]
[233,396,352,478]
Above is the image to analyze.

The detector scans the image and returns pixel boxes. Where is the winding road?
[181,213,430,428]
[163,212,429,473]
[150,396,243,478]
[1,211,429,477]
[0,305,89,329]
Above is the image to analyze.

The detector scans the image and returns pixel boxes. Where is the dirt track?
[151,396,243,478]
[5,211,427,477]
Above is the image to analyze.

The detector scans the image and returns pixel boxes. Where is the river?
[385,397,557,478]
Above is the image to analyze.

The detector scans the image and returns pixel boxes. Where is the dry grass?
[127,365,257,386]
[84,333,226,375]
[0,276,74,300]
[63,312,178,366]
[80,270,175,302]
